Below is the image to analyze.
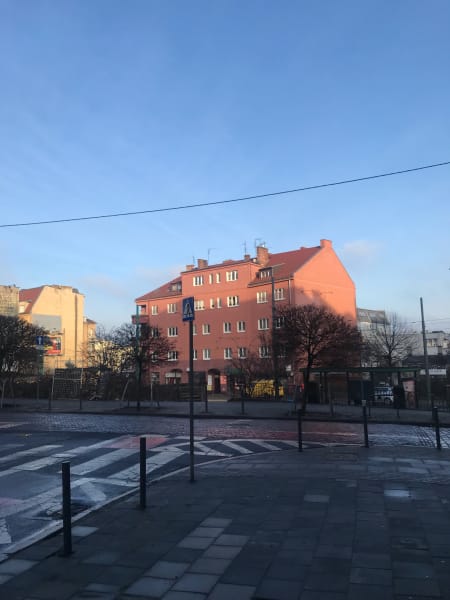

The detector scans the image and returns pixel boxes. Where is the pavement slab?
[0,445,450,599]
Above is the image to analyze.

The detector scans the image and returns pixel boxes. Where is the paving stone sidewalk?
[1,445,450,599]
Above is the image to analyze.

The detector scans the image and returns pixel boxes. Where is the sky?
[1,1,449,332]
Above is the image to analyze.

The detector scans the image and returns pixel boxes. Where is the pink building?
[135,240,356,391]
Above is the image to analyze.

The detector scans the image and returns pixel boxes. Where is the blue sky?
[1,1,449,331]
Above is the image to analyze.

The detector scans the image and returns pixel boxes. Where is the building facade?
[18,285,95,370]
[0,285,20,317]
[135,240,356,391]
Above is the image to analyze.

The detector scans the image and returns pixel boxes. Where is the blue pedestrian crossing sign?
[182,297,195,322]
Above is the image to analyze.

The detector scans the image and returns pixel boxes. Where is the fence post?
[297,407,303,452]
[433,406,441,451]
[61,461,72,556]
[362,403,369,448]
[140,436,147,508]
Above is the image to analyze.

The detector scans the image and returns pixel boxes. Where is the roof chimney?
[185,264,195,271]
[197,258,208,269]
[256,246,270,266]
[320,239,332,248]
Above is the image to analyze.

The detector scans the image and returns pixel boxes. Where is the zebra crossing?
[0,432,299,557]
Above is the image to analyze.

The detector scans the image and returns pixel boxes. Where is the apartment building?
[18,285,95,370]
[135,239,356,391]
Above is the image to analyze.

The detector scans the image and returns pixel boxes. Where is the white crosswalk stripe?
[0,434,298,556]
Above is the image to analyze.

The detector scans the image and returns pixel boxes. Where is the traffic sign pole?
[182,297,195,483]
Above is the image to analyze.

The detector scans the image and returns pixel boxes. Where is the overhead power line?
[1,160,449,229]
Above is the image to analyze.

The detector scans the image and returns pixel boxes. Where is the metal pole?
[362,404,369,448]
[189,320,195,482]
[61,461,72,556]
[433,406,441,451]
[271,270,280,401]
[136,304,141,411]
[420,297,432,409]
[204,382,208,413]
[140,436,147,508]
[297,407,303,452]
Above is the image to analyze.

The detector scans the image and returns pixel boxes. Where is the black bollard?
[433,406,441,451]
[61,461,72,556]
[297,407,303,452]
[362,404,369,448]
[140,436,147,508]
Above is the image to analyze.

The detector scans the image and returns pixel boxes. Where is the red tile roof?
[135,278,182,302]
[18,286,44,314]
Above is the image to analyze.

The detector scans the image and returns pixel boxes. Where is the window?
[223,322,232,333]
[257,291,268,303]
[238,347,247,358]
[274,287,284,301]
[227,295,239,307]
[259,346,271,358]
[167,303,177,314]
[151,305,158,315]
[193,275,204,286]
[226,270,238,282]
[203,348,211,360]
[193,349,198,360]
[224,347,232,359]
[210,298,215,309]
[209,274,213,284]
[274,316,284,329]
[259,268,271,279]
[216,297,222,308]
[194,299,205,310]
[168,350,179,361]
[168,326,178,337]
[258,318,270,330]
[237,321,246,332]
[202,323,211,335]
[193,324,197,335]
[216,273,221,283]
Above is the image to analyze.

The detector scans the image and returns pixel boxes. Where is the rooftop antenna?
[207,248,215,263]
[242,241,247,255]
[254,238,265,249]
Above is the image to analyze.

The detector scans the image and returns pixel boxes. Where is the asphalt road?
[0,412,449,560]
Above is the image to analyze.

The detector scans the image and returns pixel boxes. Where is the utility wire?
[1,160,449,229]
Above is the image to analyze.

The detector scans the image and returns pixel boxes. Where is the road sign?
[182,297,195,322]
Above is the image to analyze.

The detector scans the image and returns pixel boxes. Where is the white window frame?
[259,346,271,358]
[167,302,177,314]
[223,322,232,333]
[216,297,222,308]
[274,287,284,301]
[193,349,198,360]
[258,318,270,330]
[257,291,268,304]
[194,299,205,311]
[202,323,211,335]
[168,326,178,337]
[224,347,232,359]
[216,273,221,283]
[203,348,211,360]
[193,275,204,286]
[227,295,239,307]
[226,270,238,282]
[210,298,215,309]
[209,274,213,284]
[168,350,179,361]
[151,305,158,315]
[237,321,246,332]
[238,347,247,359]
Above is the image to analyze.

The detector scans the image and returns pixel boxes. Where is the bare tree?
[0,316,44,404]
[230,347,273,397]
[276,304,361,410]
[364,312,413,367]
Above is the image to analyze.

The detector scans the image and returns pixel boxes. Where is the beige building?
[0,285,20,316]
[18,285,95,370]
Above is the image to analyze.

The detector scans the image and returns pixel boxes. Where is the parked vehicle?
[248,380,284,399]
[373,384,394,405]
